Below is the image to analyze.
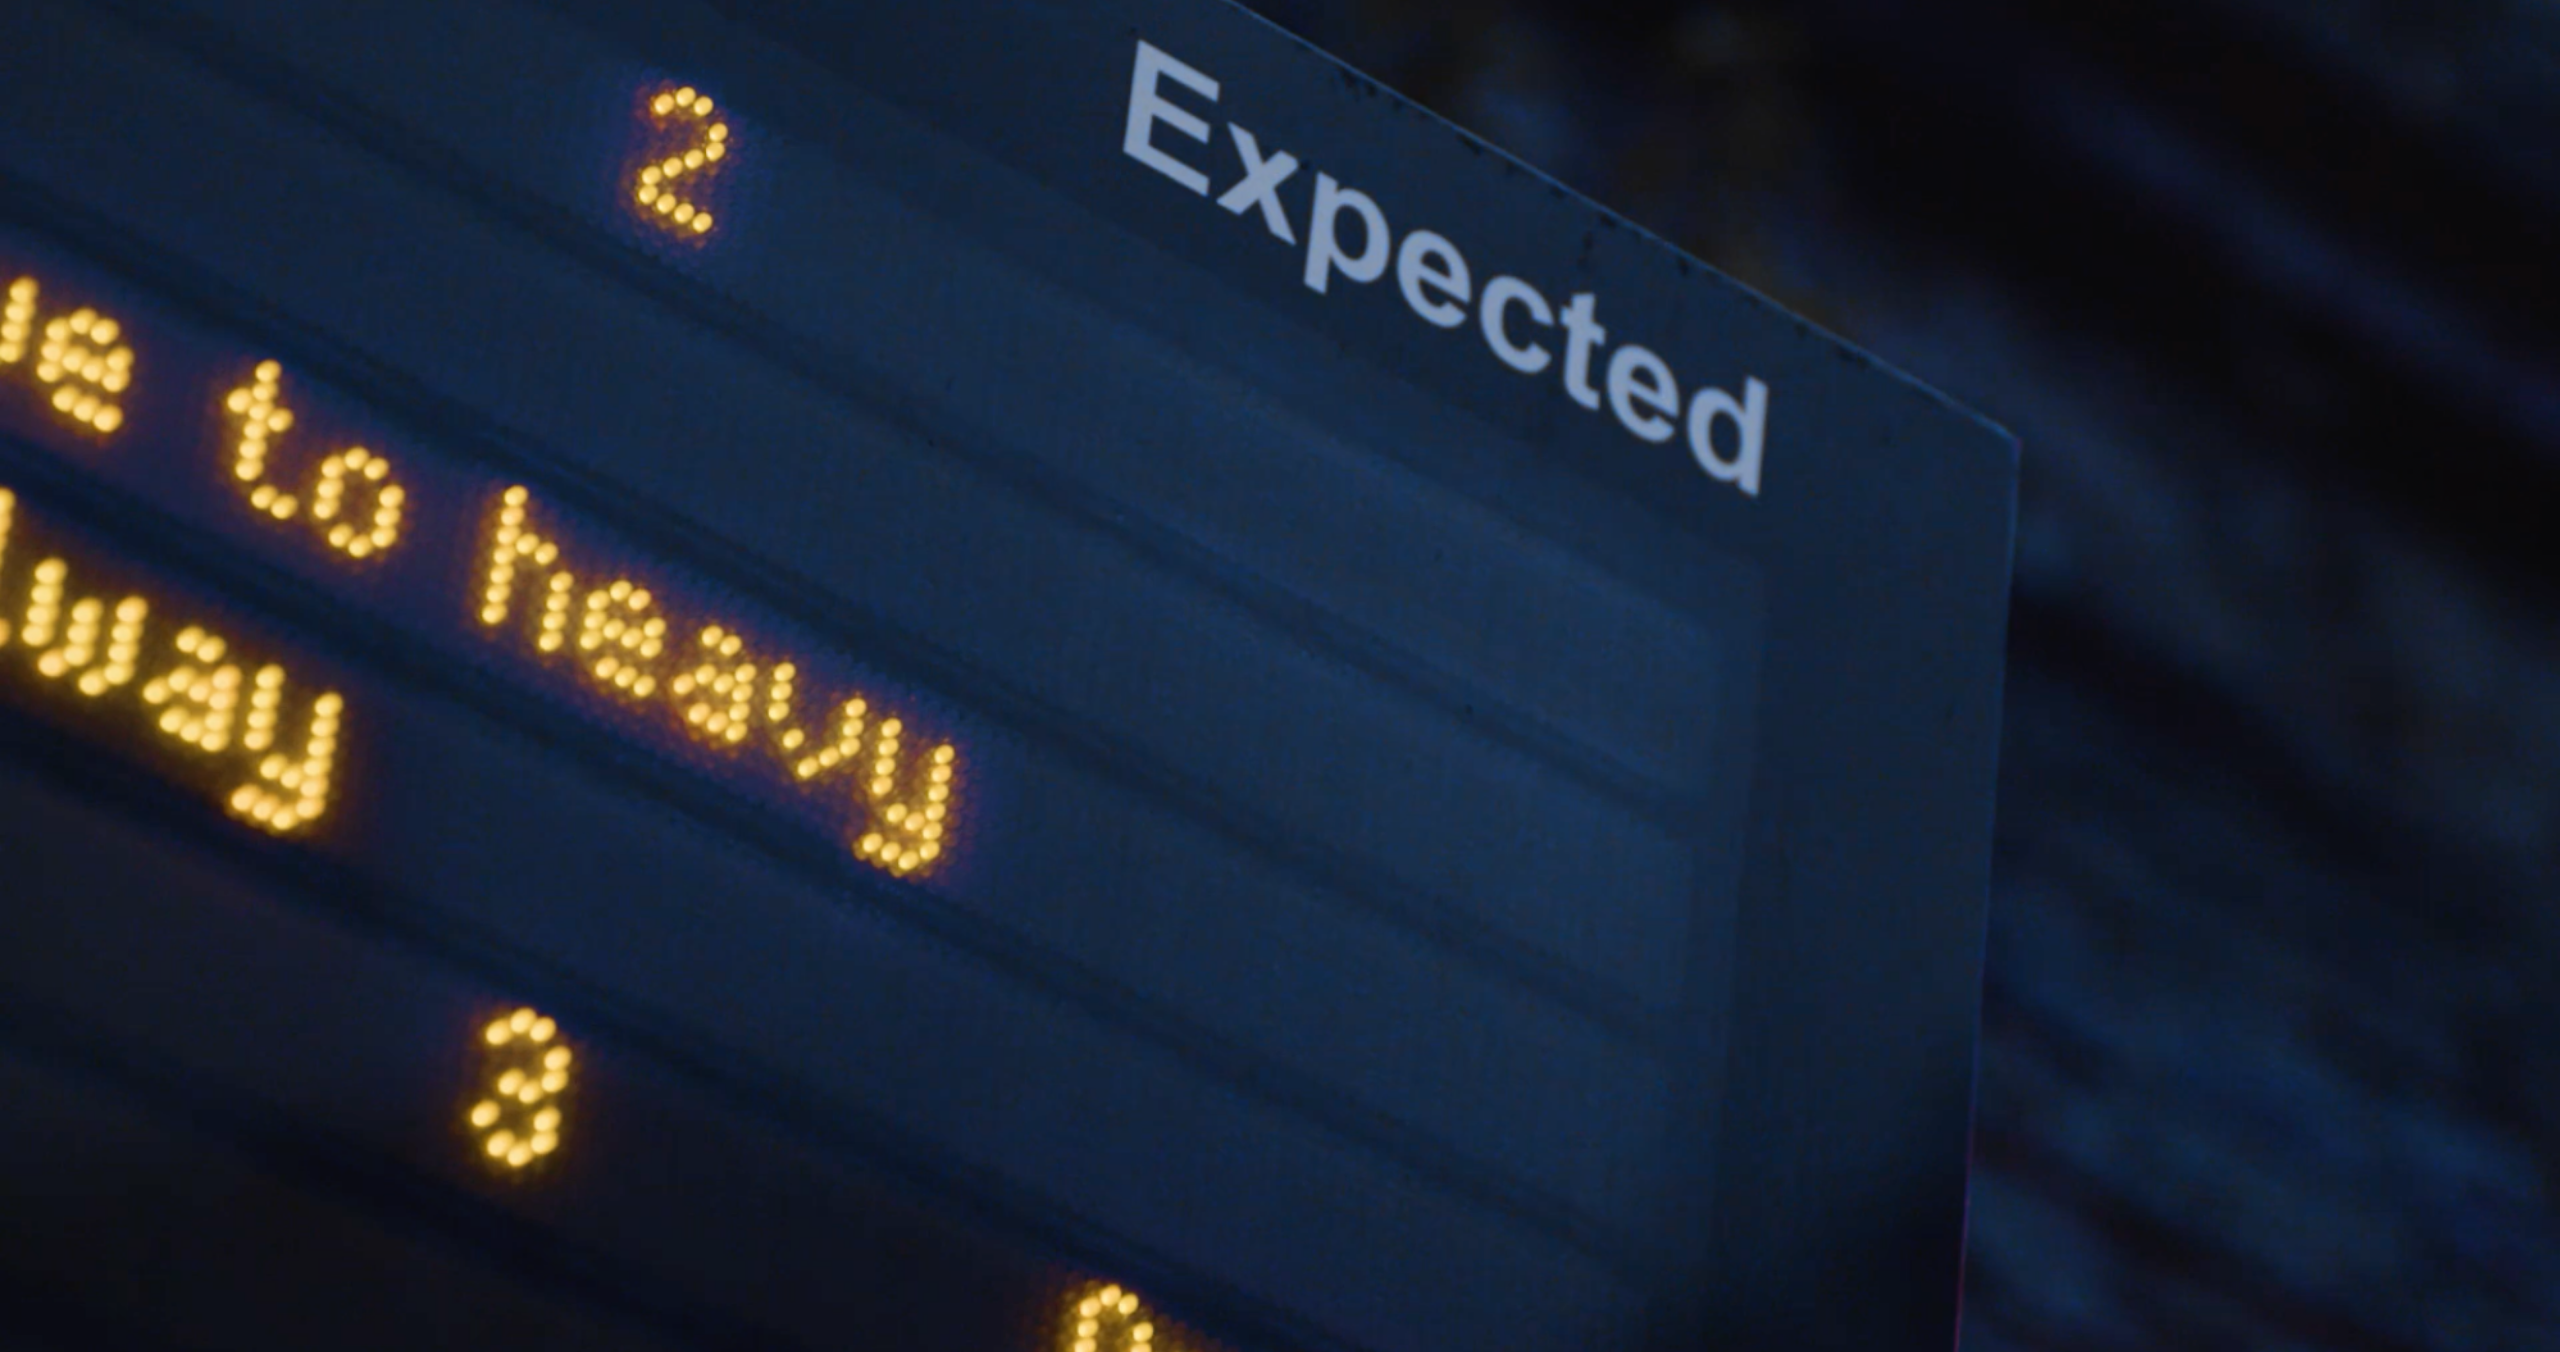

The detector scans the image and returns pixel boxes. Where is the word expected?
[1123,40,1771,498]
[468,1006,573,1172]
[478,486,958,875]
[0,488,346,835]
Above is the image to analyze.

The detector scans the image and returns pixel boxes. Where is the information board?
[0,1,2016,1349]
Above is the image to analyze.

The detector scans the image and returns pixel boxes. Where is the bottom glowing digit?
[1061,1282,1178,1352]
[467,1006,571,1171]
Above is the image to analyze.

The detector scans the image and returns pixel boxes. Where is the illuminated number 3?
[632,85,729,237]
[468,1007,571,1171]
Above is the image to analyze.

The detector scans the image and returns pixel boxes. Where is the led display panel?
[0,1,2016,1350]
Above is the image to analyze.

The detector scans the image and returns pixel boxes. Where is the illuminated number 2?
[467,1007,571,1171]
[632,86,729,238]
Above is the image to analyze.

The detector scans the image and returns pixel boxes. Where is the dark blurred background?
[1245,2,2559,1348]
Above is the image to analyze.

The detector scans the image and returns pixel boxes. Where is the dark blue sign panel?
[0,1,2014,1349]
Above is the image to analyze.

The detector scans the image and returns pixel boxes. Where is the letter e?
[1396,231,1471,328]
[1124,41,1219,195]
